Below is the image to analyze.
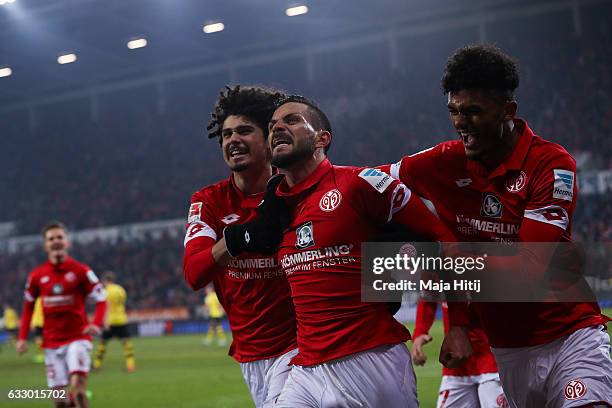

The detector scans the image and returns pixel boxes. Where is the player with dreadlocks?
[183,85,298,408]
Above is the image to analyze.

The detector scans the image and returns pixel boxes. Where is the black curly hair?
[442,44,519,100]
[207,85,286,144]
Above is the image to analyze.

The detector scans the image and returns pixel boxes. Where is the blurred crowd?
[0,8,610,309]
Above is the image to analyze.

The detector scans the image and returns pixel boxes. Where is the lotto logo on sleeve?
[187,202,203,223]
[358,168,394,193]
[553,169,574,202]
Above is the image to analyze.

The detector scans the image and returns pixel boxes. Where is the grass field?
[1,311,610,408]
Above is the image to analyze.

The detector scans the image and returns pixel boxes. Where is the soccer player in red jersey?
[385,44,611,407]
[182,86,298,408]
[16,222,107,408]
[411,300,505,408]
[266,95,464,407]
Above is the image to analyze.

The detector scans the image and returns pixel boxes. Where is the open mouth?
[228,146,249,158]
[271,135,292,150]
[459,132,478,149]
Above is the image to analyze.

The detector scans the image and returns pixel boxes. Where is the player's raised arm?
[84,269,108,335]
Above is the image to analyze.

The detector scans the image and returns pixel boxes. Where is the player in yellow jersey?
[30,298,44,363]
[203,285,227,346]
[3,303,19,345]
[92,271,135,372]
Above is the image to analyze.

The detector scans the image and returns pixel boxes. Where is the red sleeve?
[183,192,224,290]
[522,152,577,240]
[392,193,457,242]
[183,237,224,290]
[92,301,107,327]
[18,300,34,341]
[18,273,38,340]
[390,145,441,196]
[413,300,437,338]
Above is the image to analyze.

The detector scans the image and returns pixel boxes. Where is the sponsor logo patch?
[553,169,574,202]
[221,213,240,225]
[188,202,203,223]
[295,221,315,249]
[481,193,503,218]
[358,168,393,193]
[506,171,527,193]
[319,189,342,212]
[564,379,586,400]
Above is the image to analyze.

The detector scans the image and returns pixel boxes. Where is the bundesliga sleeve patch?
[187,202,203,223]
[552,169,574,202]
[358,168,394,193]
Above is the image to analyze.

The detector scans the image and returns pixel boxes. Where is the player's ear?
[315,130,331,153]
[503,100,517,121]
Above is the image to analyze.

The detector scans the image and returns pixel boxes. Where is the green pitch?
[0,310,609,408]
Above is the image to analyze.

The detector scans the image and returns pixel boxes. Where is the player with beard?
[16,222,107,408]
[182,85,297,408]
[385,44,611,407]
[265,96,468,407]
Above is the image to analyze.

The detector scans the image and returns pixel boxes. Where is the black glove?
[223,174,292,257]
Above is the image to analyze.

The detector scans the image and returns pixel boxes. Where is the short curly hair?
[442,44,519,100]
[207,85,286,143]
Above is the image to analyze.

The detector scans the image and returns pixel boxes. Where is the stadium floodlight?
[0,0,16,5]
[57,53,77,65]
[203,22,224,34]
[0,67,12,78]
[127,38,148,50]
[286,5,308,17]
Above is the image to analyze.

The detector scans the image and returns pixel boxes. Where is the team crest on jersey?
[221,213,240,225]
[64,271,76,282]
[564,379,586,400]
[553,169,574,202]
[496,393,509,408]
[40,276,50,284]
[506,171,527,193]
[295,221,315,249]
[187,202,203,223]
[358,168,393,193]
[481,193,503,218]
[319,189,342,212]
[52,283,63,295]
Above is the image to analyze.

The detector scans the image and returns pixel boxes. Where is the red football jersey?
[274,159,414,366]
[183,175,297,362]
[413,301,498,376]
[388,118,609,347]
[22,257,106,348]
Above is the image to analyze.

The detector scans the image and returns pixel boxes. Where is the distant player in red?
[411,301,505,408]
[182,86,298,408]
[16,221,107,408]
[386,44,611,407]
[266,95,465,407]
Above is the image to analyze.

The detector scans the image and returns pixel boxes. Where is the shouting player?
[266,95,465,407]
[16,221,107,408]
[182,85,297,408]
[386,44,611,407]
[92,271,135,373]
